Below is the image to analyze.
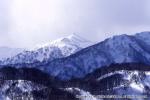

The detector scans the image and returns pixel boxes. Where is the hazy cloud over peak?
[0,0,150,48]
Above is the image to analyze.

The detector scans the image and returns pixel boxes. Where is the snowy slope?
[58,63,150,100]
[113,71,150,100]
[0,47,23,60]
[0,80,79,100]
[64,88,98,100]
[0,80,46,100]
[96,70,150,100]
[1,34,92,65]
[0,67,78,100]
[82,63,150,100]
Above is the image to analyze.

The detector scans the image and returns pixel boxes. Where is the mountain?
[36,32,150,79]
[1,32,150,100]
[1,32,150,80]
[1,34,92,65]
[0,47,23,60]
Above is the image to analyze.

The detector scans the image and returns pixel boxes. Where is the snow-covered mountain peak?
[50,36,77,47]
[68,33,93,47]
[1,34,93,65]
[68,33,91,42]
[35,33,92,49]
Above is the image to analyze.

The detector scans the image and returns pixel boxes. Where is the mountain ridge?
[38,32,150,79]
[1,32,150,80]
[0,34,92,65]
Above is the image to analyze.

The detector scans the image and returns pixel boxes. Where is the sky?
[0,0,150,48]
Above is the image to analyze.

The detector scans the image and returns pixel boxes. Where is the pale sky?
[0,0,150,48]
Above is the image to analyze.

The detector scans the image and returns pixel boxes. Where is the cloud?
[0,0,150,48]
[0,0,11,34]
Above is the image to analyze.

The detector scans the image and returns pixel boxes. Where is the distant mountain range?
[0,47,24,60]
[1,32,150,80]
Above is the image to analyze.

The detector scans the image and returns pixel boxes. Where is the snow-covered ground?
[64,87,99,100]
[0,80,46,100]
